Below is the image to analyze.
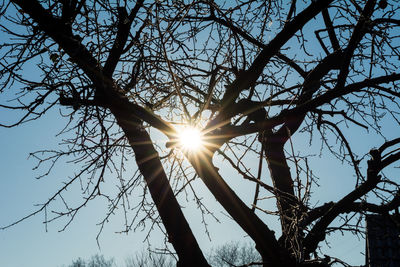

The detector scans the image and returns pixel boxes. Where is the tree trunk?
[112,108,210,267]
[263,134,299,254]
[189,154,294,266]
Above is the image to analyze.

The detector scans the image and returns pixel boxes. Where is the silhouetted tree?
[2,1,400,266]
[66,242,260,267]
[208,242,262,267]
[67,255,115,267]
[124,251,175,267]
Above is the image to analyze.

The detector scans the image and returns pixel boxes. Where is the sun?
[178,126,204,152]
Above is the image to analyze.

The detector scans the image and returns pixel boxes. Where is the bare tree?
[1,0,400,266]
[66,242,260,267]
[66,255,116,267]
[208,242,262,267]
[125,251,175,267]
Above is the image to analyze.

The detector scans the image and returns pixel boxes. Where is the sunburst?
[178,126,204,152]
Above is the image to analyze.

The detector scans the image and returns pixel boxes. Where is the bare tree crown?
[1,0,400,266]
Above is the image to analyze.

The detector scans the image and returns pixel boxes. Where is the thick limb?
[112,107,210,267]
[188,152,293,266]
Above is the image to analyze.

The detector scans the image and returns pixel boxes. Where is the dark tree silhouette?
[66,242,261,267]
[67,255,115,267]
[1,0,400,266]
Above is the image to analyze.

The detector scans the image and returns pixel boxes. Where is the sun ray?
[179,126,204,152]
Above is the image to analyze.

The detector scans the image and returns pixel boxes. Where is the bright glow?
[179,126,203,151]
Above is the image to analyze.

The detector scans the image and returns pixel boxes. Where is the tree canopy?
[1,0,400,266]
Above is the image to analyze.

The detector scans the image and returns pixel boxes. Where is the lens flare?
[179,126,203,151]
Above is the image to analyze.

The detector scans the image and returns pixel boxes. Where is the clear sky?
[0,4,255,265]
[0,100,372,267]
[0,108,255,267]
[0,104,273,266]
[1,1,398,267]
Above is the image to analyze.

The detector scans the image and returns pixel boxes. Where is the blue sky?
[0,108,253,267]
[0,4,253,265]
[1,1,399,267]
[0,101,370,267]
